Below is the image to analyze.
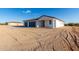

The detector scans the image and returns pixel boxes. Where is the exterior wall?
[44,20,53,28]
[55,19,64,28]
[8,23,24,26]
[38,17,54,28]
[36,21,40,27]
[35,20,54,28]
[24,18,64,28]
[39,16,64,28]
[52,20,56,28]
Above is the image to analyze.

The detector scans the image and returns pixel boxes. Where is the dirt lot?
[0,25,79,51]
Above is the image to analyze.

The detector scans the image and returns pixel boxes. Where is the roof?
[24,15,64,22]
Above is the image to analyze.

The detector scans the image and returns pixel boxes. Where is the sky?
[0,8,79,23]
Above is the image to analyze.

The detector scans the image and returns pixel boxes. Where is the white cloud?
[22,10,31,14]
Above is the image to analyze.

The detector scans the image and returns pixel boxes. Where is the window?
[49,20,52,24]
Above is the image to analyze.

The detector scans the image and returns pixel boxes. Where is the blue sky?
[0,8,79,23]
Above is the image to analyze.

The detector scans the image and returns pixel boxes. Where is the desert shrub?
[0,22,8,25]
[65,23,79,26]
[5,22,8,25]
[64,24,68,26]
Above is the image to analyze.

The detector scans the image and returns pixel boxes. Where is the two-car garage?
[29,22,36,27]
[24,21,36,27]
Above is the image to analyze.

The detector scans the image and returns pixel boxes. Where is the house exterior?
[24,15,64,28]
[8,21,24,26]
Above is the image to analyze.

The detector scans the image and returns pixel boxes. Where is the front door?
[41,20,45,27]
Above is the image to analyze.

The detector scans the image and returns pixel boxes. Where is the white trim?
[27,21,29,27]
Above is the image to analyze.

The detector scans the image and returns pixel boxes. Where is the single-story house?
[24,15,64,28]
[8,21,24,26]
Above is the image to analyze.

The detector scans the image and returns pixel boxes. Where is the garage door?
[29,22,36,27]
[24,22,27,27]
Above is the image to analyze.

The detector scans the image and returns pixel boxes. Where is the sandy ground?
[0,25,79,51]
